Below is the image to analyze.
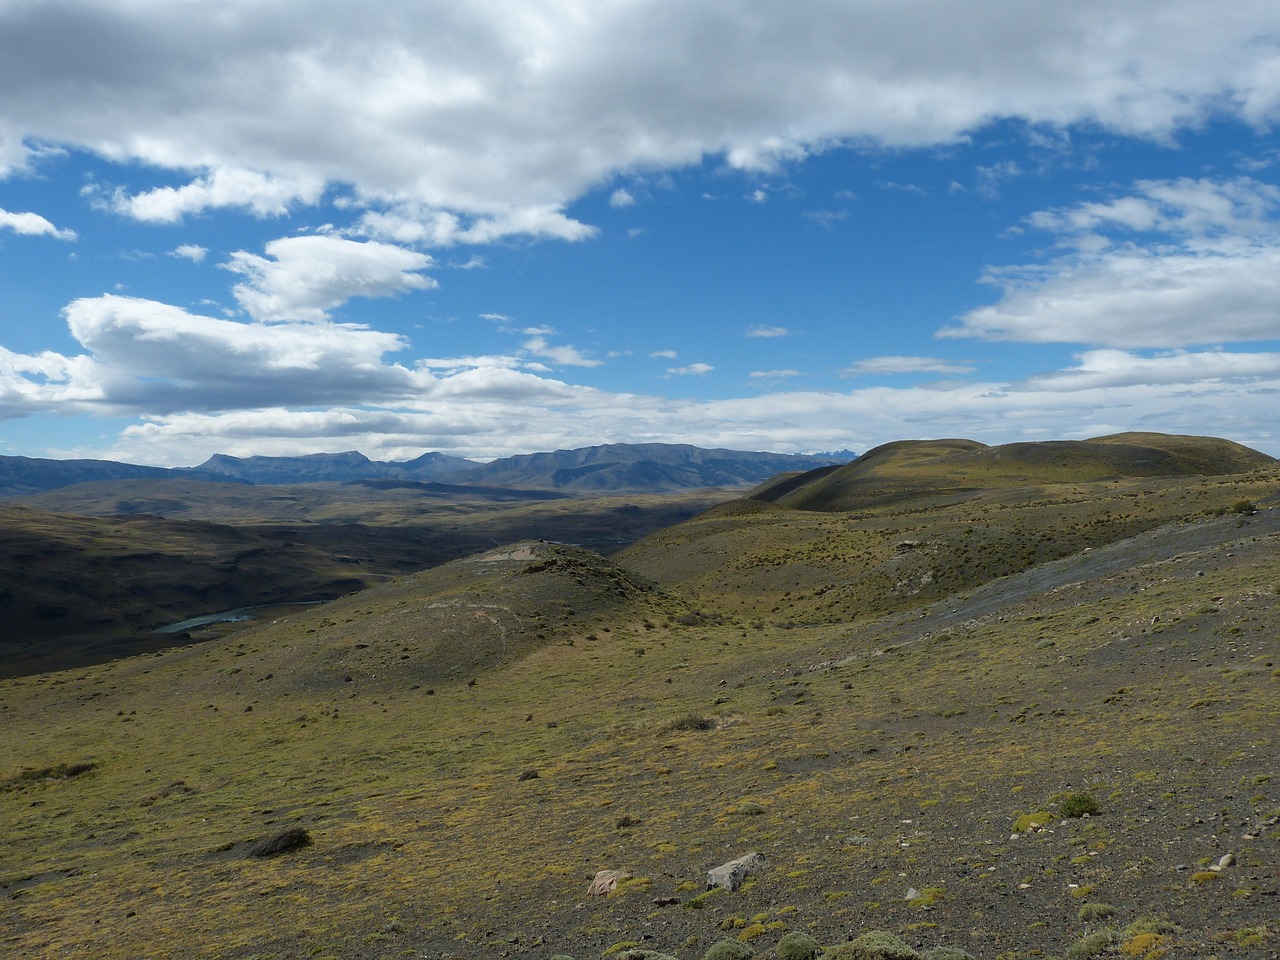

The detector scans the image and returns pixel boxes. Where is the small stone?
[904,887,920,901]
[1218,853,1236,869]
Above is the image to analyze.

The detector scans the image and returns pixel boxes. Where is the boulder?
[706,852,767,891]
[588,869,630,896]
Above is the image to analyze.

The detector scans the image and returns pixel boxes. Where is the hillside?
[753,434,1273,513]
[0,488,725,677]
[1,435,1278,960]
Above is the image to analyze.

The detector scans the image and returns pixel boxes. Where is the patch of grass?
[1078,902,1118,922]
[1059,792,1101,818]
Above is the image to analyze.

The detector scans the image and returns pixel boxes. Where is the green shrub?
[1078,902,1118,922]
[703,939,755,960]
[776,932,822,960]
[1059,792,1101,818]
[1064,930,1118,959]
[825,931,919,960]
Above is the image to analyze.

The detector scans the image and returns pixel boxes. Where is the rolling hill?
[1,433,1277,960]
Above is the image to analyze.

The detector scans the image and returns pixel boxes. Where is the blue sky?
[2,2,1280,465]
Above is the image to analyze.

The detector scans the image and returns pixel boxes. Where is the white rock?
[706,852,767,892]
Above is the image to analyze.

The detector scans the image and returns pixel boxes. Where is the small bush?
[248,826,311,858]
[1013,810,1054,832]
[703,939,755,960]
[668,713,717,732]
[828,931,920,960]
[1059,792,1101,818]
[1064,930,1119,959]
[1078,902,1118,922]
[1230,499,1257,515]
[776,931,822,960]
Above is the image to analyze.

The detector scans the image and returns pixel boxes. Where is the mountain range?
[0,443,845,497]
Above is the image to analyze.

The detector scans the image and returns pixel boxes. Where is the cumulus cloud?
[0,207,76,240]
[224,235,436,322]
[51,294,419,413]
[101,168,324,223]
[522,335,603,367]
[170,243,207,263]
[610,188,635,208]
[946,176,1280,348]
[843,356,977,376]
[7,1,1276,239]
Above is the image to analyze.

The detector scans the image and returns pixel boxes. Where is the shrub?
[668,713,717,732]
[776,931,822,960]
[248,826,311,858]
[1064,930,1119,959]
[703,939,755,960]
[1078,902,1118,922]
[1230,499,1257,515]
[825,931,920,960]
[1059,792,1101,818]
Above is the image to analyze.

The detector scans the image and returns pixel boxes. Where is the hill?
[753,433,1274,513]
[1,434,1278,960]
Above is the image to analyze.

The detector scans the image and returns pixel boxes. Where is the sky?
[2,1,1280,466]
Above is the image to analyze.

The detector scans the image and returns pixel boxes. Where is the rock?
[904,887,921,900]
[587,869,630,896]
[706,852,767,891]
[1218,853,1235,869]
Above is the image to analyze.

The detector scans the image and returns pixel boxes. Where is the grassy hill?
[1,435,1278,960]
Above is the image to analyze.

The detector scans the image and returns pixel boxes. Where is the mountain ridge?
[0,443,846,496]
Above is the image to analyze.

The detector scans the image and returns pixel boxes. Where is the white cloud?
[749,369,801,378]
[522,335,603,367]
[50,294,419,413]
[224,235,436,322]
[102,167,324,223]
[610,188,635,208]
[6,294,1279,462]
[171,243,207,263]
[745,324,791,338]
[843,356,977,376]
[1,3,1279,242]
[1022,348,1280,391]
[0,207,76,240]
[946,176,1280,348]
[649,349,678,359]
[667,362,714,375]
